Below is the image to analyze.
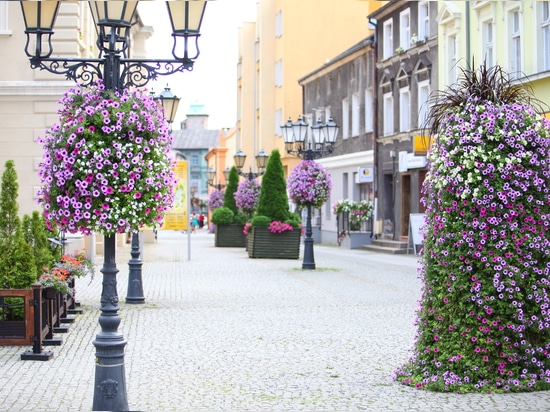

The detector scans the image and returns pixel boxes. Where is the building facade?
[298,36,376,244]
[236,0,383,178]
[368,0,439,240]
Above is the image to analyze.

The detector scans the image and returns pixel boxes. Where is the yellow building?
[437,1,550,114]
[237,0,384,176]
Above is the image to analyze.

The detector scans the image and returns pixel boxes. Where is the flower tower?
[394,64,550,392]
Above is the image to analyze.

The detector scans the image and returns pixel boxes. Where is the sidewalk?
[1,229,549,411]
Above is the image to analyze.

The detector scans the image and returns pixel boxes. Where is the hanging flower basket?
[37,80,176,236]
[287,160,332,209]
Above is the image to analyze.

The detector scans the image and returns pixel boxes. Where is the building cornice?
[0,81,74,96]
[317,150,374,169]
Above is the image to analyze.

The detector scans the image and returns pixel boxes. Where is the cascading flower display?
[208,189,224,211]
[394,64,550,393]
[37,80,176,236]
[287,160,332,208]
[234,179,261,215]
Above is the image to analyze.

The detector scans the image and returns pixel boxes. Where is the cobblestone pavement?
[1,229,550,411]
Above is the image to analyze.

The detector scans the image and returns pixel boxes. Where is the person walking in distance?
[191,213,199,234]
[198,213,205,229]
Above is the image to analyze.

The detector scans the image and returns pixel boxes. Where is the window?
[541,1,550,71]
[275,59,282,87]
[509,9,521,76]
[399,87,410,132]
[482,20,494,67]
[365,89,373,132]
[191,155,199,166]
[448,35,457,84]
[342,98,350,139]
[418,1,430,40]
[417,80,430,129]
[275,10,282,37]
[399,9,411,51]
[383,19,393,59]
[352,93,360,137]
[383,93,394,136]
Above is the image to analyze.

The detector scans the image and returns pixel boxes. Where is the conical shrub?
[256,149,290,222]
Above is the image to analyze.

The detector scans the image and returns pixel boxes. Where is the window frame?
[399,9,411,51]
[383,18,394,59]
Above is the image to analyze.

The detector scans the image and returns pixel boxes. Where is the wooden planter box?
[215,224,247,248]
[247,226,301,259]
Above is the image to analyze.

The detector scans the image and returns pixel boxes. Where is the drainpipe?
[371,33,379,239]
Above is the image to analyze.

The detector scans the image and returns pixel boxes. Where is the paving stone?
[0,229,549,411]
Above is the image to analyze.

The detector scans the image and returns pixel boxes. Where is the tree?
[394,63,550,393]
[223,166,239,215]
[0,160,20,243]
[23,211,55,276]
[256,149,290,222]
[0,160,38,289]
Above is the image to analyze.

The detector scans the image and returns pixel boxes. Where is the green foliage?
[0,225,37,289]
[284,212,302,229]
[211,207,234,225]
[250,215,271,227]
[256,150,290,222]
[27,211,55,276]
[233,211,248,226]
[288,212,302,223]
[223,166,239,215]
[0,160,20,243]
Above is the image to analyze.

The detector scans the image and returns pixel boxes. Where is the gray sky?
[139,0,257,130]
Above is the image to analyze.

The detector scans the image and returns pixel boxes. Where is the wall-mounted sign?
[399,151,427,172]
[413,135,431,155]
[356,167,374,183]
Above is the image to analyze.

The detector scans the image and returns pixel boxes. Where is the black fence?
[336,212,373,245]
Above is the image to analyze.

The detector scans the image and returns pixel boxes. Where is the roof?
[171,129,219,150]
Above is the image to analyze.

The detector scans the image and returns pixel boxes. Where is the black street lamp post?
[18,1,209,410]
[126,85,180,305]
[207,167,230,190]
[280,116,339,270]
[233,149,269,180]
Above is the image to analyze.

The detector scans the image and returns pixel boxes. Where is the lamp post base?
[126,232,145,304]
[302,203,316,270]
[92,235,129,411]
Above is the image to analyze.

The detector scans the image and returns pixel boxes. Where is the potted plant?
[394,63,550,392]
[247,150,302,259]
[213,167,248,247]
[332,199,373,248]
[207,189,224,233]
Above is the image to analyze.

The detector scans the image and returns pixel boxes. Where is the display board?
[162,160,189,231]
[408,213,426,255]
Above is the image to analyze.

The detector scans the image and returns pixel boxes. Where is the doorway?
[401,174,411,238]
